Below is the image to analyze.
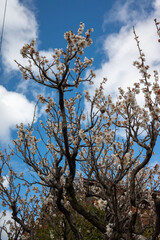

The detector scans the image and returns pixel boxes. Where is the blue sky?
[0,0,160,144]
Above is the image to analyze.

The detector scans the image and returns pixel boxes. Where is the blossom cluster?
[16,22,96,90]
[64,22,93,55]
[13,123,41,156]
[94,198,108,211]
[105,223,113,237]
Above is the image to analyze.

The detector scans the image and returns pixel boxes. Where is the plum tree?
[0,20,160,240]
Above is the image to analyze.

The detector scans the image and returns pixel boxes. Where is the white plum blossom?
[19,172,24,178]
[96,199,108,211]
[106,223,113,237]
[79,129,86,139]
[81,113,86,121]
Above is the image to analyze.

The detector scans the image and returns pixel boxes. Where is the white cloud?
[0,0,38,71]
[153,0,160,12]
[89,0,160,101]
[0,210,12,240]
[103,0,153,27]
[0,85,35,145]
[2,176,9,188]
[0,0,50,145]
[0,0,56,95]
[0,0,55,74]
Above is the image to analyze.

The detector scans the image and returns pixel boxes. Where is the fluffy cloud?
[0,86,35,145]
[0,0,55,74]
[103,0,153,27]
[0,0,56,145]
[2,176,9,188]
[0,0,38,71]
[0,210,12,240]
[89,0,160,100]
[0,0,45,145]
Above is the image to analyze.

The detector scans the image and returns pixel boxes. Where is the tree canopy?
[0,20,160,240]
